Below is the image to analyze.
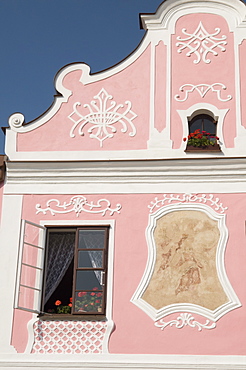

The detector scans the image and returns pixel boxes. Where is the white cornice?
[4,157,246,194]
[141,0,246,32]
[0,354,245,369]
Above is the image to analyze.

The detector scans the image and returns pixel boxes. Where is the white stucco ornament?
[176,22,227,64]
[68,88,137,147]
[174,83,232,102]
[36,196,121,217]
[155,313,216,331]
[8,113,25,129]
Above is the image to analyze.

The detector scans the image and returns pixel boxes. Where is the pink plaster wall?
[11,193,246,355]
[171,14,236,149]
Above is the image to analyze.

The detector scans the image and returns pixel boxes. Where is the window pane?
[78,251,103,268]
[204,119,216,134]
[76,270,103,290]
[74,291,103,313]
[78,230,106,249]
[189,114,216,135]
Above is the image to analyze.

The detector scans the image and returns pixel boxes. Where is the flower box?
[185,143,221,152]
[183,130,221,153]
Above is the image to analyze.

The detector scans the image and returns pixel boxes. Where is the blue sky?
[0,0,162,153]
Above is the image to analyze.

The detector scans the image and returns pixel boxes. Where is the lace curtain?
[45,232,75,303]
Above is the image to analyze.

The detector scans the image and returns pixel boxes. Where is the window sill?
[185,143,221,152]
[39,314,106,321]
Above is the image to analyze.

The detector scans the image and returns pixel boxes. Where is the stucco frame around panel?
[131,203,241,323]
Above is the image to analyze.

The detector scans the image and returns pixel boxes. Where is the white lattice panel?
[31,320,107,354]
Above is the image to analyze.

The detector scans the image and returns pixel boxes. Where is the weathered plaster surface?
[143,210,227,310]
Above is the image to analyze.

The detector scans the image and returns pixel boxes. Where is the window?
[15,222,109,316]
[188,113,217,137]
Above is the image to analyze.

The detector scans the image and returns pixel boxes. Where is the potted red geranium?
[183,129,221,152]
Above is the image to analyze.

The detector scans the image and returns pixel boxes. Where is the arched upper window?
[188,114,217,136]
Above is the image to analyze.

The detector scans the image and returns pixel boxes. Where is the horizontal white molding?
[0,354,245,370]
[4,157,246,194]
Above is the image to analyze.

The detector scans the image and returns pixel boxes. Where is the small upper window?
[188,114,217,136]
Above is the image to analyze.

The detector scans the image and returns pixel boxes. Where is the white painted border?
[0,195,23,354]
[25,219,115,354]
[177,103,228,152]
[131,203,241,322]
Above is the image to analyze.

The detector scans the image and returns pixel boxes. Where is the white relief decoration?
[32,320,108,354]
[9,113,25,129]
[174,83,232,102]
[68,88,137,147]
[176,22,227,64]
[148,193,228,214]
[36,196,121,217]
[155,313,216,331]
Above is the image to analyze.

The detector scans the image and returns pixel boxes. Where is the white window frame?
[177,103,228,151]
[14,219,115,320]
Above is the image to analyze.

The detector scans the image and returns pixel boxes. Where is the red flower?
[95,300,100,303]
[68,303,72,307]
[70,297,73,303]
[91,292,96,296]
[183,137,187,142]
[93,287,98,291]
[55,300,61,306]
[78,292,86,297]
[96,293,102,297]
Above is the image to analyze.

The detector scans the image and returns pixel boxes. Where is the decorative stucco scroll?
[155,313,216,331]
[176,22,227,64]
[68,88,137,147]
[174,83,232,102]
[36,196,121,217]
[148,193,228,214]
[131,198,241,330]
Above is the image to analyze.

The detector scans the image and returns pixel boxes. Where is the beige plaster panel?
[143,210,228,310]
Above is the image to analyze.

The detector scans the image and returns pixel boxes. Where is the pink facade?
[1,1,246,369]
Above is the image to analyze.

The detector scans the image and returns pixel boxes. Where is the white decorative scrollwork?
[8,113,25,129]
[176,22,227,64]
[68,88,137,147]
[174,83,232,102]
[155,313,216,331]
[36,196,121,217]
[148,193,228,214]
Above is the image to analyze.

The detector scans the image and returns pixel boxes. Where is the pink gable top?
[6,0,246,160]
[16,47,151,153]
